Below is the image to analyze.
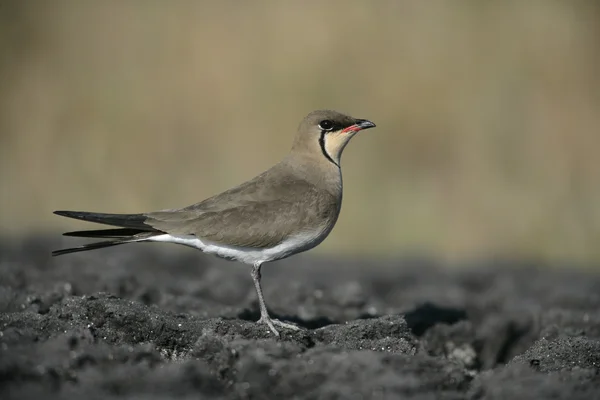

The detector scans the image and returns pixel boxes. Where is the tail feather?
[53,210,154,230]
[53,210,164,256]
[52,239,130,256]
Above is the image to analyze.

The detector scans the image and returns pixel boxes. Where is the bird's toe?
[271,318,301,331]
[257,316,281,337]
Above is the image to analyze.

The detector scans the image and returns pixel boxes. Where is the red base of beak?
[341,125,363,134]
[341,119,376,134]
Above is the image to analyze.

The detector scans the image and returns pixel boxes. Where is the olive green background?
[1,1,599,264]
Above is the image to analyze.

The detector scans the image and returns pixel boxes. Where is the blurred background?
[1,1,599,265]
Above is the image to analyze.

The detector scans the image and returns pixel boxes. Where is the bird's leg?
[251,262,299,336]
[251,262,279,336]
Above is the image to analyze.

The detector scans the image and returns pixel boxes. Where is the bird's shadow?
[237,302,467,334]
[402,302,467,336]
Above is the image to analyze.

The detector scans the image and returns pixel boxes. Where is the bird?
[52,110,376,336]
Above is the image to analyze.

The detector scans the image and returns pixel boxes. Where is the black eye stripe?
[318,119,358,133]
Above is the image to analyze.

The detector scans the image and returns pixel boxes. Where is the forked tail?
[52,210,163,256]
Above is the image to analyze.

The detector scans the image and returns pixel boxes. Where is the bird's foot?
[272,318,301,331]
[257,316,300,336]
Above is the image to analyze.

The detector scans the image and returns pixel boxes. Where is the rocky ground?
[1,237,599,399]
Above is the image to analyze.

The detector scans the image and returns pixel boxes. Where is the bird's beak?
[341,119,376,133]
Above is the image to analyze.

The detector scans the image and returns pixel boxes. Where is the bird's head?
[292,110,376,167]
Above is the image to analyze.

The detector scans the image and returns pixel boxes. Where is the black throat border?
[319,130,339,168]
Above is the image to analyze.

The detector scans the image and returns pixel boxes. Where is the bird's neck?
[282,152,343,198]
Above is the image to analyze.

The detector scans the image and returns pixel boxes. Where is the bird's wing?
[145,179,338,248]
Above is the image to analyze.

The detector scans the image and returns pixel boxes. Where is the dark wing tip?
[54,210,86,219]
[62,228,148,238]
[52,210,154,230]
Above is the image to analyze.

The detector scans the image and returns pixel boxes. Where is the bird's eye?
[319,120,334,131]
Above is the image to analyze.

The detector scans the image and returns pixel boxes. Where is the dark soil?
[1,237,599,399]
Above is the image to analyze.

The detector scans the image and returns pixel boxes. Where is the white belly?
[147,231,326,265]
